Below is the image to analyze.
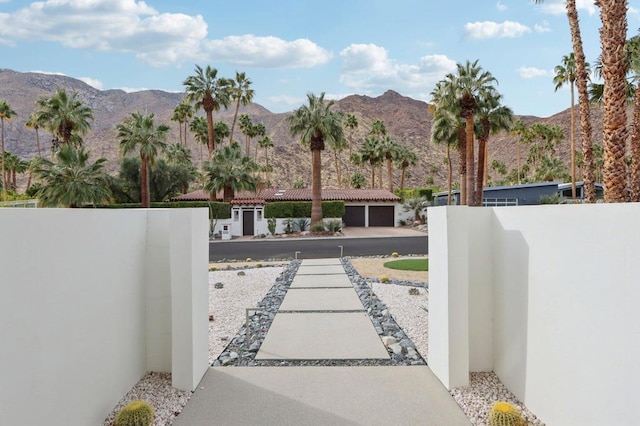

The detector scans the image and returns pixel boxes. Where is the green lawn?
[383,258,429,271]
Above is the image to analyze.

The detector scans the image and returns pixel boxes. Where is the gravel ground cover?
[104,258,544,426]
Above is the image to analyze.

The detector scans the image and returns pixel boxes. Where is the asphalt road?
[209,235,428,261]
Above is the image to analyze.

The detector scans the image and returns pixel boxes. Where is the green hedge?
[96,201,231,218]
[395,188,434,201]
[264,200,345,219]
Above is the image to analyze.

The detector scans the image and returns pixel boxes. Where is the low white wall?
[428,204,640,426]
[0,208,209,426]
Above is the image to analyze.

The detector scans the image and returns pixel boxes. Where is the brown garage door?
[368,206,395,227]
[343,206,365,227]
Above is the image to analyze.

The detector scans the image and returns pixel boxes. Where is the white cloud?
[496,1,507,12]
[0,1,331,69]
[539,0,597,16]
[267,94,307,108]
[202,35,332,68]
[518,66,552,79]
[464,21,531,39]
[339,43,457,99]
[534,21,551,33]
[79,77,104,90]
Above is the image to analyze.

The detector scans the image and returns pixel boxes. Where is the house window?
[257,209,263,221]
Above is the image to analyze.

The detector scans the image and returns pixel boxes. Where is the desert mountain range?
[0,68,608,190]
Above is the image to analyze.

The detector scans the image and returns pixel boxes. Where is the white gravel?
[105,264,544,426]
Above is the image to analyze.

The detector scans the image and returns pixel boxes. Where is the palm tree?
[171,100,194,146]
[203,142,258,202]
[228,71,255,145]
[36,89,93,145]
[378,135,398,192]
[369,119,387,188]
[394,144,418,191]
[165,142,192,166]
[34,144,110,207]
[474,92,513,205]
[329,135,348,188]
[213,121,230,148]
[360,136,382,188]
[239,114,253,156]
[258,135,274,185]
[534,155,569,182]
[253,122,266,161]
[117,112,169,208]
[431,109,459,204]
[25,112,43,157]
[534,0,595,202]
[0,99,16,201]
[430,76,467,204]
[595,0,629,202]
[350,172,366,189]
[189,116,208,162]
[287,93,344,225]
[183,65,230,157]
[554,53,579,198]
[345,113,358,181]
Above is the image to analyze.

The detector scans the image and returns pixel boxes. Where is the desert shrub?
[311,221,325,232]
[295,218,310,232]
[214,282,224,289]
[325,219,344,233]
[408,287,420,295]
[267,217,276,235]
[391,252,399,257]
[488,401,525,426]
[283,217,295,234]
[209,266,216,271]
[380,275,390,283]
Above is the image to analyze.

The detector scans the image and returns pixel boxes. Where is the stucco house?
[172,188,404,237]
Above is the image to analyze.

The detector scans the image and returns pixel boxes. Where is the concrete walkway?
[174,259,470,426]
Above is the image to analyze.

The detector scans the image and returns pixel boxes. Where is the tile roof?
[171,188,400,203]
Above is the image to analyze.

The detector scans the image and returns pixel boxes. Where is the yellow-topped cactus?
[115,400,154,426]
[488,401,525,426]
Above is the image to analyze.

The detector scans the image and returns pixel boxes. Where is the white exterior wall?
[0,208,209,426]
[428,204,640,426]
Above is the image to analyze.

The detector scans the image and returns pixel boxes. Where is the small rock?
[237,271,246,276]
[389,343,403,355]
[381,336,398,347]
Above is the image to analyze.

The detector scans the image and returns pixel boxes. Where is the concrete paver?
[296,264,346,275]
[300,258,343,266]
[290,273,353,288]
[174,366,471,426]
[279,288,365,311]
[255,312,389,360]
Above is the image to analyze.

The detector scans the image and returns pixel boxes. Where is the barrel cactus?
[115,400,154,426]
[488,401,525,426]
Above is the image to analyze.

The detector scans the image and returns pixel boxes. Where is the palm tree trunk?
[567,0,595,202]
[400,167,406,191]
[311,148,323,225]
[476,137,487,206]
[517,143,521,185]
[370,163,375,189]
[465,115,475,206]
[206,109,215,157]
[387,158,393,192]
[447,144,453,205]
[1,119,6,201]
[631,84,640,202]
[141,156,150,208]
[230,99,241,144]
[599,0,628,202]
[36,129,42,157]
[570,83,577,199]
[483,141,489,187]
[333,149,341,188]
[265,147,270,185]
[458,126,466,205]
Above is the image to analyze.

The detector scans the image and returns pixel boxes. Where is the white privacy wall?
[0,208,209,426]
[428,204,640,426]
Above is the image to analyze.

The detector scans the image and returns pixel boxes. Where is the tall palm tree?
[171,100,194,146]
[287,93,344,225]
[253,122,266,161]
[258,135,274,185]
[0,99,16,201]
[394,144,418,191]
[239,114,253,156]
[36,89,93,145]
[360,136,382,188]
[329,134,348,188]
[369,119,387,188]
[189,116,208,162]
[228,71,255,145]
[474,92,513,205]
[34,144,110,207]
[534,0,595,202]
[203,142,258,202]
[554,53,579,198]
[117,112,169,208]
[379,135,398,192]
[595,0,629,202]
[25,112,43,157]
[183,65,230,157]
[214,121,230,148]
[345,113,358,181]
[431,108,459,204]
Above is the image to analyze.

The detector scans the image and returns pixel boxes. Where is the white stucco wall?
[428,204,640,426]
[0,208,209,426]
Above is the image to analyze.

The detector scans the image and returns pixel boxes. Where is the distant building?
[432,181,604,206]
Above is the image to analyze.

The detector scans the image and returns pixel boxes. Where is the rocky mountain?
[0,68,608,191]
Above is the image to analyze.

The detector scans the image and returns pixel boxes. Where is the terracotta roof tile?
[258,188,400,202]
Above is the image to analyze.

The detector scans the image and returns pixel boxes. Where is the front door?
[243,210,255,236]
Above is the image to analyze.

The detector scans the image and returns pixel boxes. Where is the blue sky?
[1,0,639,117]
